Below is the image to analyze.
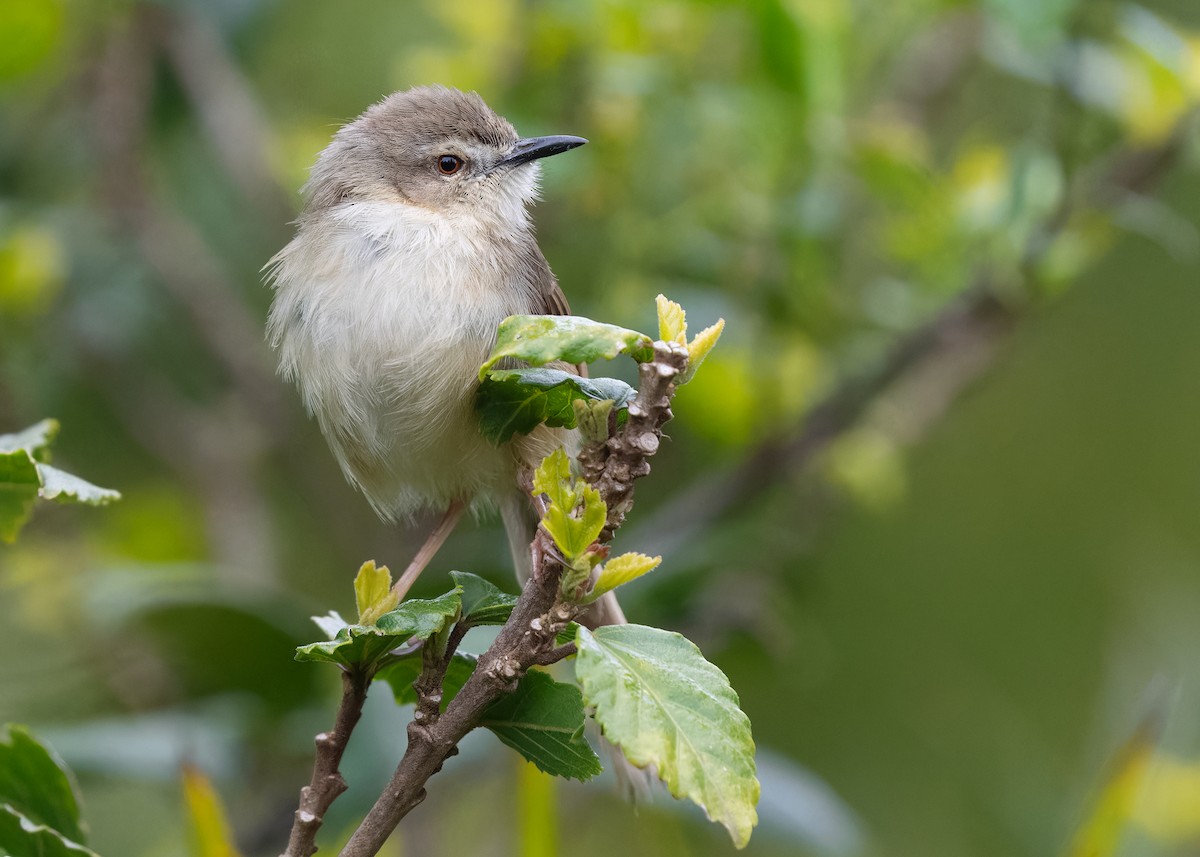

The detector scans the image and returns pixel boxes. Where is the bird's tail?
[500,490,656,800]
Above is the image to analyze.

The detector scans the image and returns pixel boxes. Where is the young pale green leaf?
[542,485,605,563]
[37,465,120,507]
[572,398,615,444]
[354,561,398,626]
[679,318,726,385]
[478,315,654,378]
[575,625,759,848]
[0,725,86,844]
[377,652,478,709]
[296,588,461,670]
[532,449,606,563]
[0,419,59,462]
[589,553,662,600]
[0,450,40,544]
[476,368,635,444]
[182,764,243,857]
[656,294,688,343]
[450,571,518,626]
[0,804,98,857]
[532,448,575,508]
[481,669,601,781]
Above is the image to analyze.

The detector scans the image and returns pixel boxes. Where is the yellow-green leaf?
[575,625,759,848]
[532,449,607,563]
[182,764,242,857]
[354,560,398,626]
[656,294,687,343]
[680,318,725,385]
[590,553,662,599]
[479,315,654,378]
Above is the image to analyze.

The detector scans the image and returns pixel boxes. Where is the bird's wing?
[526,242,573,317]
[523,241,587,377]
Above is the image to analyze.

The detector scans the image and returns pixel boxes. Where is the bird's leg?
[391,499,468,601]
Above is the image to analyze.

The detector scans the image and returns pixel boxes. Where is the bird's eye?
[437,155,463,175]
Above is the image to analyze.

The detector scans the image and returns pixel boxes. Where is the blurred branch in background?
[630,103,1199,566]
[90,6,287,580]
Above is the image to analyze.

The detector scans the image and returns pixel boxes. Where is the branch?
[578,340,690,541]
[335,342,688,856]
[282,669,370,857]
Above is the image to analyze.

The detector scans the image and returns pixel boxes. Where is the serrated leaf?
[377,652,478,709]
[590,553,662,600]
[656,294,688,343]
[532,449,606,563]
[479,315,654,378]
[0,725,86,844]
[575,625,759,848]
[476,368,635,444]
[182,764,242,857]
[296,588,461,671]
[0,804,98,857]
[481,670,601,781]
[37,465,120,507]
[0,450,40,543]
[680,318,725,385]
[450,571,518,626]
[532,448,573,506]
[542,486,604,563]
[0,419,58,462]
[354,561,398,626]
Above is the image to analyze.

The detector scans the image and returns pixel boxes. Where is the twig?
[334,342,688,856]
[282,669,370,857]
[578,340,690,541]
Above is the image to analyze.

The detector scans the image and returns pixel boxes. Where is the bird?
[266,85,627,626]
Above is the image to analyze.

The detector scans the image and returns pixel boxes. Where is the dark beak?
[496,135,587,169]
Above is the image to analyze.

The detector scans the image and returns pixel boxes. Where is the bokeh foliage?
[3,0,1200,855]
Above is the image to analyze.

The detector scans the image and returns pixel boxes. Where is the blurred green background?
[3,0,1200,854]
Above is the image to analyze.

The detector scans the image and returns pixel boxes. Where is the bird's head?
[302,86,586,232]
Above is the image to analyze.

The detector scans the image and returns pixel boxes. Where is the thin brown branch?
[334,342,689,856]
[578,340,690,541]
[282,669,370,857]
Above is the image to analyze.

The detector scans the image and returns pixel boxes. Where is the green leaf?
[450,571,518,626]
[296,588,461,671]
[0,449,40,544]
[476,368,635,444]
[354,561,398,626]
[0,421,119,542]
[589,552,662,600]
[481,669,601,781]
[0,725,86,844]
[0,804,98,857]
[479,315,654,378]
[532,449,606,564]
[0,419,58,462]
[575,625,759,848]
[36,465,120,507]
[377,652,478,709]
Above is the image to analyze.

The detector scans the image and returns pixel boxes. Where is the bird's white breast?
[267,200,536,520]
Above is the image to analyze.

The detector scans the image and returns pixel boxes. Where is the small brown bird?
[266,86,625,626]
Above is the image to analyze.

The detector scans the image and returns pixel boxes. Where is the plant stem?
[339,537,573,855]
[281,669,370,857]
